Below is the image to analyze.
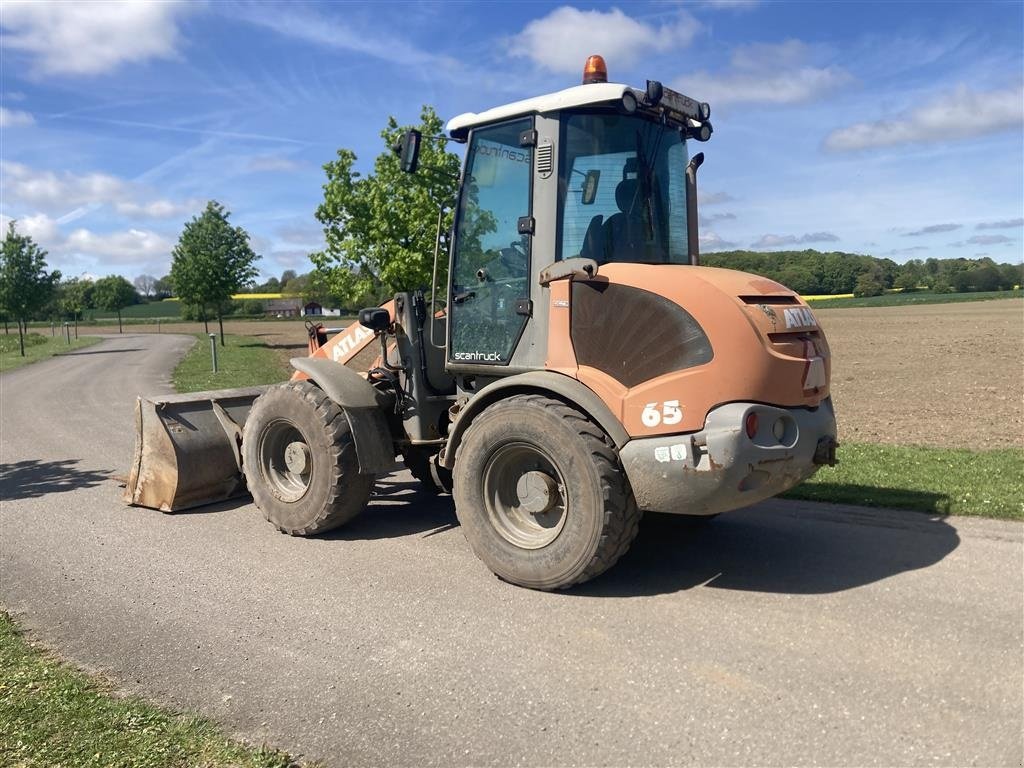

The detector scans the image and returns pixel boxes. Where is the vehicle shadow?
[55,348,144,356]
[574,500,961,598]
[324,478,459,541]
[0,459,111,502]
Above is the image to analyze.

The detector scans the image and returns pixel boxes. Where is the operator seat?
[601,178,646,262]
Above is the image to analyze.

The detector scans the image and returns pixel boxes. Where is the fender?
[289,357,396,474]
[439,370,629,469]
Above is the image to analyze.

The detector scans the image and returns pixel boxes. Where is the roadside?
[0,332,101,373]
[0,612,298,768]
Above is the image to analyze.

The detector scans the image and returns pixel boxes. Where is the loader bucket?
[123,387,268,512]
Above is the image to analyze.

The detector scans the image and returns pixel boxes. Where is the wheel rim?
[257,419,312,502]
[482,442,567,549]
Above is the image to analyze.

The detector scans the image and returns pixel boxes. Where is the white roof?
[446,82,631,136]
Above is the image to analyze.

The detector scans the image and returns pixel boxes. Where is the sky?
[1,0,1022,284]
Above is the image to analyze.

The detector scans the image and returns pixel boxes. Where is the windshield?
[558,111,689,265]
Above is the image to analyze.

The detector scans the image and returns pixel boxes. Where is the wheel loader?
[124,56,837,590]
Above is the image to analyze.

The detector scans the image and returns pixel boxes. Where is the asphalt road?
[1,334,1021,767]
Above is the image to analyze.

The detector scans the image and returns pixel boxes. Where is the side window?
[449,118,532,365]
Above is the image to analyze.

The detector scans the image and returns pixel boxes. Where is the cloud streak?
[824,84,1024,151]
[677,39,852,106]
[903,223,962,236]
[751,231,840,248]
[0,107,34,127]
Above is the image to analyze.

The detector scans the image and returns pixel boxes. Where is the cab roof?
[446,82,632,139]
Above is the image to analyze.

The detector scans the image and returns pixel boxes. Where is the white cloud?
[701,191,735,205]
[1,0,191,76]
[114,199,200,219]
[2,161,125,208]
[677,40,852,106]
[956,234,1015,246]
[824,84,1024,152]
[1,161,196,220]
[700,231,738,251]
[0,106,34,127]
[751,231,840,248]
[509,7,700,75]
[64,227,174,263]
[0,212,60,242]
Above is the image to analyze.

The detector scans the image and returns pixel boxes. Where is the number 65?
[641,400,683,427]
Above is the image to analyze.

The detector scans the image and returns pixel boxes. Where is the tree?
[0,221,61,356]
[153,275,174,299]
[59,278,94,337]
[258,276,281,293]
[279,269,298,287]
[92,275,137,333]
[171,200,260,345]
[134,274,157,297]
[312,105,461,305]
[854,265,886,297]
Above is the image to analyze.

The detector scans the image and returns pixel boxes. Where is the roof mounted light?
[582,55,608,84]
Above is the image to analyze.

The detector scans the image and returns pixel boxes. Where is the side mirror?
[394,129,421,173]
[358,307,391,332]
[581,170,600,205]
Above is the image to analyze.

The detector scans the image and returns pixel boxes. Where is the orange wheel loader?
[124,56,837,590]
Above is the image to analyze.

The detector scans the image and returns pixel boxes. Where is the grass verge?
[785,442,1024,519]
[806,289,1022,308]
[173,334,290,393]
[0,332,101,373]
[0,612,296,768]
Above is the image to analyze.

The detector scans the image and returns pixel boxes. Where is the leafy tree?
[170,200,260,345]
[258,276,281,293]
[853,266,886,297]
[92,275,137,333]
[312,105,461,306]
[280,269,298,286]
[153,275,174,299]
[59,278,94,323]
[0,221,61,355]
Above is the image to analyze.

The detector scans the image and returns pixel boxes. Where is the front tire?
[242,380,373,535]
[453,394,641,590]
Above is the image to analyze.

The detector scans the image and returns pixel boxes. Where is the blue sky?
[1,0,1022,283]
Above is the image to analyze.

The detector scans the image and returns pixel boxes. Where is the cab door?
[448,118,533,366]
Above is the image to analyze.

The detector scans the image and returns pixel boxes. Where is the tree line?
[701,249,1023,297]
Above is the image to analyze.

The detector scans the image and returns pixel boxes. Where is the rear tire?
[242,380,373,535]
[452,394,641,590]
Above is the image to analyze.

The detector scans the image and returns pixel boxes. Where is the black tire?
[403,447,453,494]
[452,394,641,590]
[242,380,373,535]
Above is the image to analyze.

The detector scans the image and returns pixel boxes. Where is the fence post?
[209,333,218,373]
[63,322,71,344]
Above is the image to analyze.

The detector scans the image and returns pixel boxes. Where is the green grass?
[83,301,183,320]
[173,334,290,393]
[0,613,297,768]
[0,332,102,373]
[785,442,1024,519]
[807,288,1022,308]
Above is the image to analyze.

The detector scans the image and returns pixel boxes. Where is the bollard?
[209,333,218,373]
[157,319,161,334]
